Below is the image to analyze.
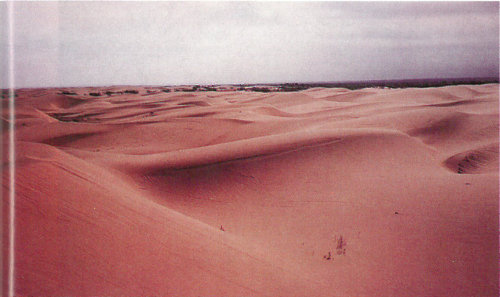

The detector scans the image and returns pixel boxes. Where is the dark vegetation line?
[168,77,500,93]
[249,77,499,92]
[2,77,497,95]
[165,77,500,93]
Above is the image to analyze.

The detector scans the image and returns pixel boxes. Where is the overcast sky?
[1,1,498,88]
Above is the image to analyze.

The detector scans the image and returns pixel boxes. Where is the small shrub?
[60,91,77,95]
[251,87,271,93]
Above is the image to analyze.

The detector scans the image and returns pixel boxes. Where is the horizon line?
[3,76,499,90]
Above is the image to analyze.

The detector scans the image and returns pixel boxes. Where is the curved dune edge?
[69,128,433,174]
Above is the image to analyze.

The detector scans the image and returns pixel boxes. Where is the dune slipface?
[3,85,499,296]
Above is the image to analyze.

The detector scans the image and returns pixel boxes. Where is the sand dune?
[3,84,499,296]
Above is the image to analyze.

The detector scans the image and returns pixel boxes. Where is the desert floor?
[3,84,499,296]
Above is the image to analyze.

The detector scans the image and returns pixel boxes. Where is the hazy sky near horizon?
[1,1,498,88]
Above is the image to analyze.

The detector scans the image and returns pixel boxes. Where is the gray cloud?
[1,1,498,88]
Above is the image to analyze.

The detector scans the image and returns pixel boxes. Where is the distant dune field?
[3,84,499,296]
